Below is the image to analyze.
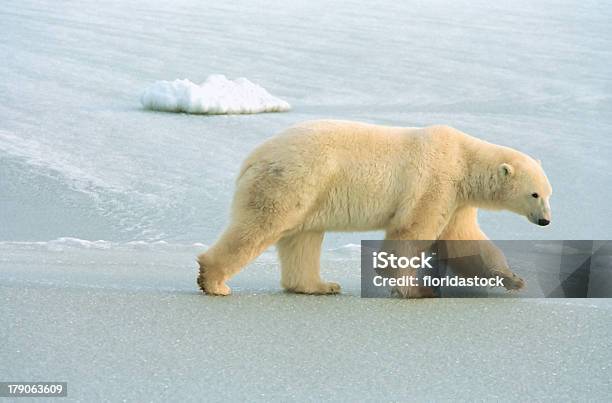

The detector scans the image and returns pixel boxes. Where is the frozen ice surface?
[140,75,291,114]
[1,241,612,401]
[1,0,612,400]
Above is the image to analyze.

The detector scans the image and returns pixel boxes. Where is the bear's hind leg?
[198,224,280,296]
[278,231,340,295]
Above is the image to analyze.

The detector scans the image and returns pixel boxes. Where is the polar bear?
[197,120,552,296]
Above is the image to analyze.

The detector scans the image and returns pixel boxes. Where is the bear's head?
[495,156,552,226]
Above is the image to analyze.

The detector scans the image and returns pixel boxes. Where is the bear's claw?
[324,282,341,294]
[197,275,231,296]
[288,281,341,295]
[491,270,525,291]
[503,273,525,291]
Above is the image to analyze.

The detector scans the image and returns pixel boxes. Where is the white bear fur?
[197,120,552,296]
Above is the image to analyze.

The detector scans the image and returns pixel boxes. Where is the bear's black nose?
[538,218,550,226]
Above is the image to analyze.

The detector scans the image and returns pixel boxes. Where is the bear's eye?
[531,193,539,198]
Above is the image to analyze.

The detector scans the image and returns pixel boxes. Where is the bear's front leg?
[446,240,525,291]
[477,241,525,291]
[439,207,525,292]
[378,239,440,298]
[383,193,455,298]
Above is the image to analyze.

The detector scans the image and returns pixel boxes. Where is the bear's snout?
[537,218,550,226]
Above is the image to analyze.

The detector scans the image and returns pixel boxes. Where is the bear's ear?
[536,159,542,166]
[499,163,514,177]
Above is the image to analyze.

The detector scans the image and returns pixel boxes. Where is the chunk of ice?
[140,75,290,114]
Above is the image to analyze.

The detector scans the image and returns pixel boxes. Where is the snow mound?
[140,75,290,114]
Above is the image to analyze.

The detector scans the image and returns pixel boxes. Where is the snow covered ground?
[1,0,611,401]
